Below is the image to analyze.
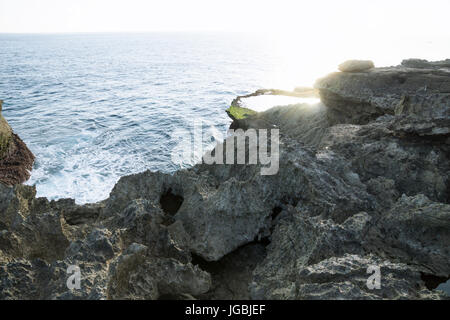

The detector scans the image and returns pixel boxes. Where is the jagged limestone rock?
[365,194,450,277]
[315,60,450,128]
[1,59,449,300]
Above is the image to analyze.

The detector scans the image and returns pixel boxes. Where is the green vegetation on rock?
[226,105,257,120]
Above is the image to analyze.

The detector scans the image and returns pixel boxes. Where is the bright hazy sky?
[0,0,449,37]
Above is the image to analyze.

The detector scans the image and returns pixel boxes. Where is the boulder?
[338,60,374,72]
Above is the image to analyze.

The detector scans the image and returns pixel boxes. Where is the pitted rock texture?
[0,59,449,300]
[0,100,35,185]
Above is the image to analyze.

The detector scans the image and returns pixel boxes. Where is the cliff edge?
[0,100,35,185]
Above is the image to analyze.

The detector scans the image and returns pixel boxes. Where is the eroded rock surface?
[315,61,450,129]
[0,100,35,185]
[0,59,449,299]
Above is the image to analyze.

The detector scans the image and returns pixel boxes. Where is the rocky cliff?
[0,100,35,186]
[0,60,449,300]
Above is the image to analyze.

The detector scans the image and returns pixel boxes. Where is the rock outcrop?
[315,62,450,131]
[0,59,449,300]
[227,87,319,129]
[401,58,450,69]
[0,100,35,185]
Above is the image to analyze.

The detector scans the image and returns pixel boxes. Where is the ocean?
[0,32,448,203]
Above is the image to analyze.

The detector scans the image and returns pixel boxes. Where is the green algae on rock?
[226,105,257,121]
[226,88,320,129]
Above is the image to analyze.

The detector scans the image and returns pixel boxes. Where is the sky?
[0,0,450,38]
